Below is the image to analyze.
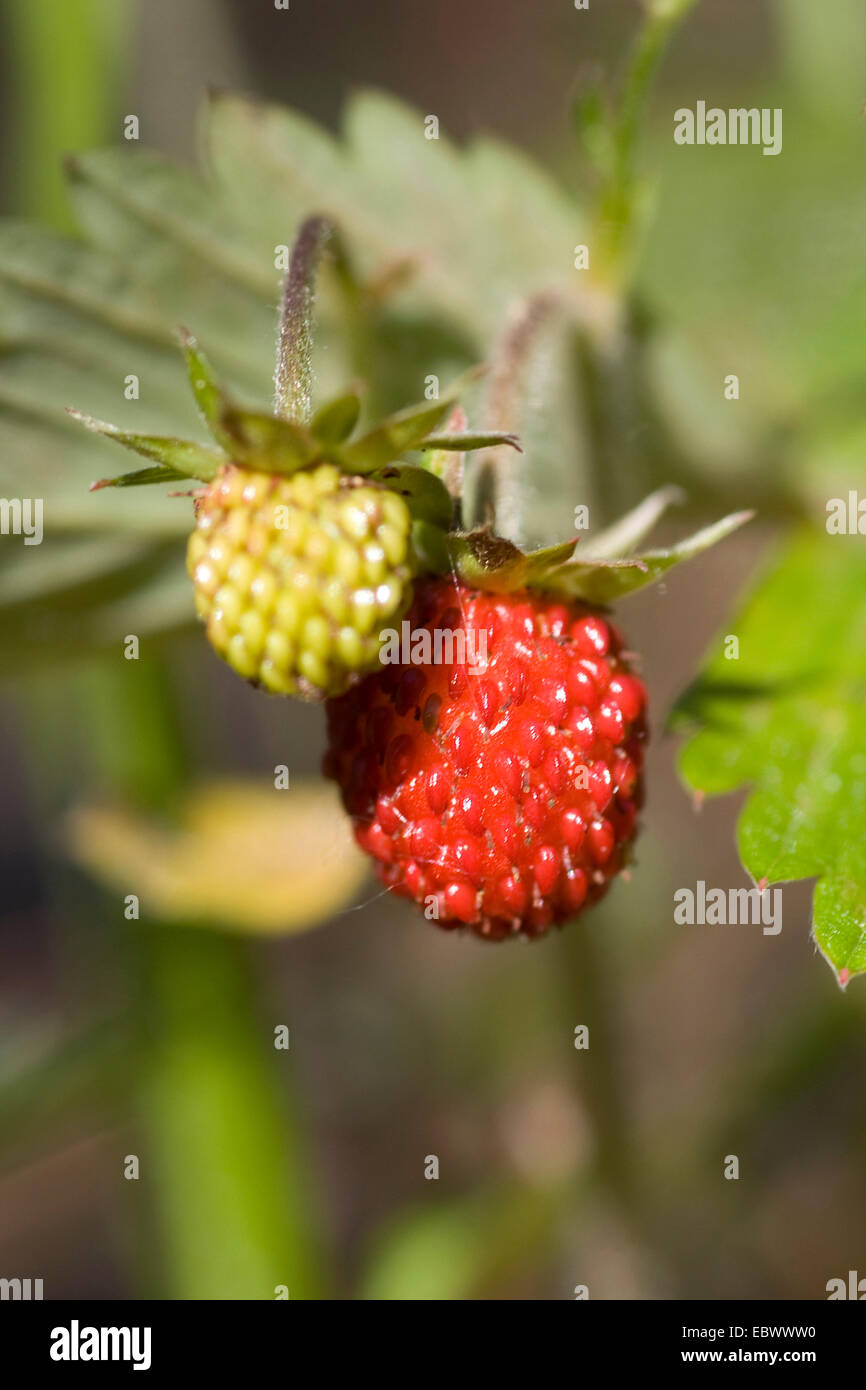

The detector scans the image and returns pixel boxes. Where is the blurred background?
[0,0,864,1300]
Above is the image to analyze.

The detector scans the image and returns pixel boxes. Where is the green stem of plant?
[79,653,326,1299]
[595,0,700,284]
[138,921,324,1300]
[4,0,134,229]
[558,922,638,1213]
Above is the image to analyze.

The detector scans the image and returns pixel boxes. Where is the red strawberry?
[324,577,647,941]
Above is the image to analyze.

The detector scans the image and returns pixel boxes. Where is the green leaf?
[463,137,582,334]
[0,218,174,347]
[673,530,866,986]
[463,299,594,548]
[63,149,276,390]
[66,148,272,298]
[67,409,223,483]
[310,390,362,444]
[0,544,194,668]
[205,91,383,269]
[0,88,584,646]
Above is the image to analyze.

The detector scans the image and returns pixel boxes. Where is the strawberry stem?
[274,215,334,425]
[471,292,560,536]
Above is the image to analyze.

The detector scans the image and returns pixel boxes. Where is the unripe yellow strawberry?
[187,461,415,699]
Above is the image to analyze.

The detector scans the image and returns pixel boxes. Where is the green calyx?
[74,329,751,607]
[73,214,519,530]
[72,211,749,611]
[417,488,754,606]
[73,330,519,530]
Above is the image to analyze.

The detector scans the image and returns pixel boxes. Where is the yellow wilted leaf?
[66,779,368,935]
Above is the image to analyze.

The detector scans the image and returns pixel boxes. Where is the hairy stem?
[274,215,334,424]
[471,292,560,533]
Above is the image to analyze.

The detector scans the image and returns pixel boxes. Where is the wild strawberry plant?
[0,0,861,979]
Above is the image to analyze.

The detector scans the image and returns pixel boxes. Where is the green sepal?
[178,327,318,474]
[448,530,578,591]
[176,332,490,483]
[339,367,485,474]
[67,409,223,484]
[178,326,226,437]
[74,346,500,498]
[310,391,362,445]
[371,462,454,529]
[218,407,318,474]
[538,511,754,604]
[411,519,451,573]
[443,508,752,601]
[422,431,522,453]
[90,465,190,490]
[578,486,684,558]
[340,400,452,472]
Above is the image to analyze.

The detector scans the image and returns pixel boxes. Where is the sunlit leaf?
[673,530,866,986]
[66,779,368,935]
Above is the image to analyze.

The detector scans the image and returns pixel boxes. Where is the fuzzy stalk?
[470,292,561,536]
[274,215,334,425]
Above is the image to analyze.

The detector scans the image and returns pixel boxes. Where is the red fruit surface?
[324,578,647,941]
